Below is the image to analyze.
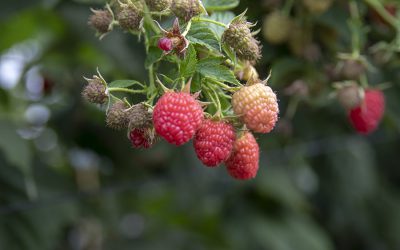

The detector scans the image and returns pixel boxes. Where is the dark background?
[0,0,400,249]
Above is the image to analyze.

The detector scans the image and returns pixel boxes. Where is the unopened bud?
[88,8,113,34]
[106,101,130,130]
[117,4,142,31]
[145,0,172,11]
[171,0,204,21]
[82,76,108,104]
[222,17,261,61]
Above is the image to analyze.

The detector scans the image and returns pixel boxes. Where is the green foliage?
[0,0,400,250]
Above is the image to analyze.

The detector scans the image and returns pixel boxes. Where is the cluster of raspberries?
[152,83,278,180]
[83,75,279,180]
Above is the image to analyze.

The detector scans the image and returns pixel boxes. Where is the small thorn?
[182,77,192,93]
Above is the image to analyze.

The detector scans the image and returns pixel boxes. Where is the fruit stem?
[192,17,228,28]
[204,85,223,117]
[143,4,160,34]
[207,78,240,92]
[108,87,147,94]
[349,1,362,58]
[364,0,399,30]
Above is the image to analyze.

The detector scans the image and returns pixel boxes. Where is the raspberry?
[117,4,142,31]
[222,16,261,61]
[158,37,173,51]
[225,131,259,180]
[349,89,385,134]
[262,11,292,45]
[129,128,153,149]
[88,8,113,34]
[82,76,108,104]
[153,92,204,146]
[106,101,130,130]
[145,0,171,11]
[193,119,236,167]
[171,0,204,21]
[232,83,279,133]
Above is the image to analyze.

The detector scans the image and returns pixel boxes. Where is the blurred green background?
[1,0,400,249]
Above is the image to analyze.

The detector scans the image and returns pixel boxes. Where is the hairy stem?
[193,17,228,28]
[108,87,147,94]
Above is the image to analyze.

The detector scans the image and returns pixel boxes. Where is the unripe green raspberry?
[106,101,130,130]
[88,8,113,34]
[235,63,260,84]
[127,103,152,129]
[262,11,292,44]
[222,17,261,61]
[117,4,142,31]
[171,0,204,21]
[302,0,332,14]
[82,76,108,104]
[145,0,171,11]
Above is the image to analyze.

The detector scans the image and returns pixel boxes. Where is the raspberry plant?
[83,0,280,180]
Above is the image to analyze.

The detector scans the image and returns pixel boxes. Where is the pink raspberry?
[225,132,259,180]
[193,119,236,167]
[153,92,203,146]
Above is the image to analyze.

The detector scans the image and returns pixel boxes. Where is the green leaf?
[196,58,240,85]
[180,44,198,78]
[208,11,236,38]
[0,120,32,175]
[108,80,143,88]
[202,0,239,11]
[187,22,220,52]
[145,46,163,68]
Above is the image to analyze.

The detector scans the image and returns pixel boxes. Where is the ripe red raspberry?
[349,89,385,134]
[232,83,279,133]
[193,119,236,167]
[129,128,151,149]
[225,132,259,180]
[158,37,173,51]
[153,92,203,146]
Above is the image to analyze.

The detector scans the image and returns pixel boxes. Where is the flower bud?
[106,101,130,130]
[88,8,113,34]
[171,0,204,21]
[145,0,171,11]
[337,83,363,110]
[117,3,143,31]
[222,17,261,61]
[82,76,108,104]
[341,59,366,80]
[128,103,152,129]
